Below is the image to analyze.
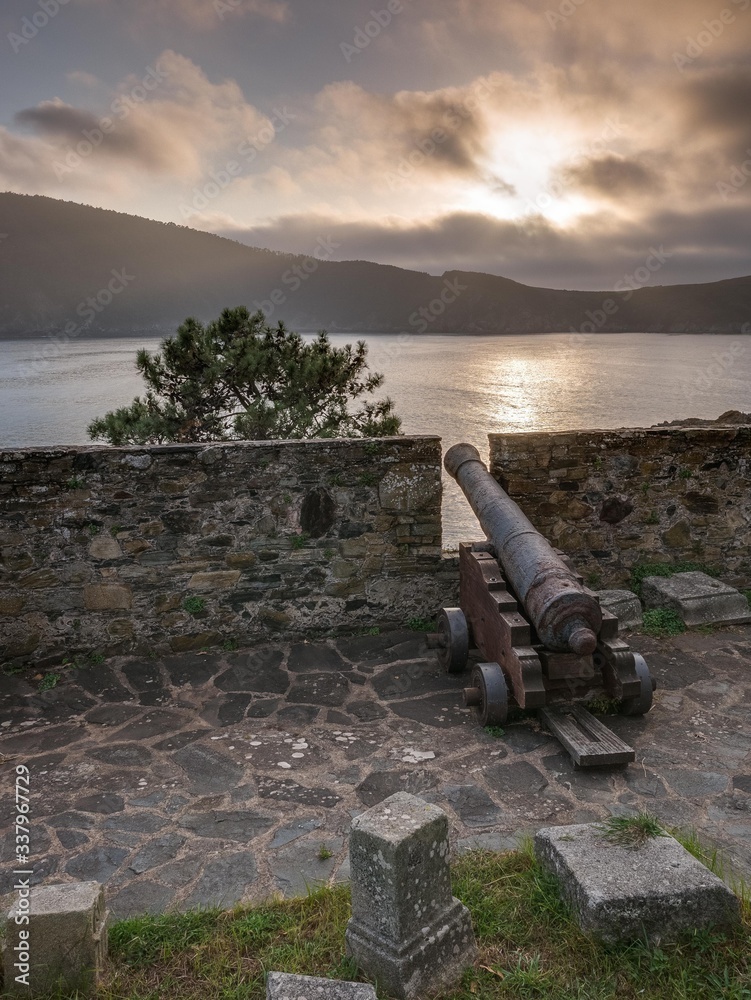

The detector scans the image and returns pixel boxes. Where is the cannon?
[437,443,654,767]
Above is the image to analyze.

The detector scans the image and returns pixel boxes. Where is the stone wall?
[0,438,454,666]
[489,423,751,589]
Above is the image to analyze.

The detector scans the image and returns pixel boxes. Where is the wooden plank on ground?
[539,705,635,767]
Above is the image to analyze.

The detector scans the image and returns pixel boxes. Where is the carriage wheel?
[620,653,655,716]
[463,662,508,727]
[436,607,469,674]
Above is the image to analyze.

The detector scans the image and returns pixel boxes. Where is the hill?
[1,193,750,336]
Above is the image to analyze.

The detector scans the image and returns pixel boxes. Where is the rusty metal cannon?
[437,443,654,766]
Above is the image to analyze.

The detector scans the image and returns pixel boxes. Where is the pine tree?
[87,307,402,445]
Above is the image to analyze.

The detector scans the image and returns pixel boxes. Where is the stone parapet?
[489,423,751,588]
[0,437,453,664]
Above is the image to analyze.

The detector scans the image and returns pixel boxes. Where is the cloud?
[16,102,102,140]
[3,52,270,188]
[250,71,518,209]
[560,154,662,198]
[680,66,751,140]
[209,202,751,290]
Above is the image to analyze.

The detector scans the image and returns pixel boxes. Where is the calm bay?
[1,332,749,546]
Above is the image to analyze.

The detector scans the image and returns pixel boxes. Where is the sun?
[455,181,597,227]
[451,126,601,227]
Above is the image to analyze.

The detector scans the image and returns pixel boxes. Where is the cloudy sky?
[2,0,750,288]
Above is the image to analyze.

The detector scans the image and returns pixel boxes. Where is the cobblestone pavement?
[2,627,751,918]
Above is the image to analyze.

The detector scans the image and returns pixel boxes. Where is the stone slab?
[345,792,477,999]
[266,972,376,1000]
[641,572,751,627]
[2,881,108,997]
[534,822,740,943]
[596,589,643,630]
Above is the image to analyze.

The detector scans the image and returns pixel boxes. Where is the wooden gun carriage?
[437,443,655,767]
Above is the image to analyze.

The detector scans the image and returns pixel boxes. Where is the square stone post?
[2,882,108,997]
[345,792,476,999]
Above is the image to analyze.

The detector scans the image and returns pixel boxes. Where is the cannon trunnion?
[438,443,655,767]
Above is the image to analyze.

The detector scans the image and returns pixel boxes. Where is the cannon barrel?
[445,443,601,655]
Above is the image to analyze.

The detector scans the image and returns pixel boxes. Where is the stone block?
[266,972,376,1000]
[2,881,108,997]
[88,535,123,560]
[534,823,740,943]
[18,569,60,590]
[0,594,25,616]
[345,792,477,999]
[188,570,241,591]
[641,571,751,626]
[379,466,439,513]
[596,589,643,629]
[83,583,132,610]
[661,520,692,548]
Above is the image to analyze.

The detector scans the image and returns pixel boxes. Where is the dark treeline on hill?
[1,193,751,337]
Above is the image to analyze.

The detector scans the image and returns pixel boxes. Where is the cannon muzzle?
[445,443,601,654]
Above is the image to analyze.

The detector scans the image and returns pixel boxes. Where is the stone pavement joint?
[1,627,751,918]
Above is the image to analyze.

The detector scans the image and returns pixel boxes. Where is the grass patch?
[98,844,751,1000]
[630,560,714,597]
[183,596,206,615]
[291,533,309,550]
[642,608,686,637]
[62,650,106,669]
[598,812,666,849]
[406,616,434,632]
[105,886,353,1000]
[39,672,60,691]
[485,725,505,739]
[673,829,750,910]
[586,696,622,715]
